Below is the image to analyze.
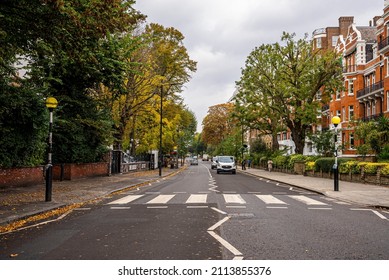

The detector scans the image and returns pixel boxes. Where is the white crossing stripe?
[186,194,207,203]
[256,195,287,205]
[288,195,328,206]
[223,194,246,204]
[108,195,143,205]
[146,194,175,204]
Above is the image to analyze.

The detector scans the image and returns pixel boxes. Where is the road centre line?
[146,206,168,209]
[110,207,131,210]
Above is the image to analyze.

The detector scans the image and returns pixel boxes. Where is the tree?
[202,103,235,146]
[308,130,334,157]
[354,116,389,159]
[0,0,145,164]
[235,33,343,154]
[106,23,197,150]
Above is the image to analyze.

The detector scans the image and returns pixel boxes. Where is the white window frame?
[348,105,354,121]
[348,79,354,96]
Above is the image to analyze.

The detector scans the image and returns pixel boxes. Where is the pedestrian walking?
[267,159,273,172]
[242,159,246,170]
[247,158,251,168]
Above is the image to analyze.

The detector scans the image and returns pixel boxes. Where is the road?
[1,161,389,259]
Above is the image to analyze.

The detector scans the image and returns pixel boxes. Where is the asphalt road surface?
[1,161,389,260]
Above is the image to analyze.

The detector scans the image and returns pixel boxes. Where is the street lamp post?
[159,86,163,177]
[331,116,341,192]
[45,97,58,201]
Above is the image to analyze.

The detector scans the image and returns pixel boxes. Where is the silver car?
[211,156,218,169]
[216,156,236,174]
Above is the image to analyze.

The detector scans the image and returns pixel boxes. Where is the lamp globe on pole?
[331,115,341,191]
[45,97,58,202]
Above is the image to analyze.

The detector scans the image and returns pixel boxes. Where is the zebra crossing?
[106,192,348,209]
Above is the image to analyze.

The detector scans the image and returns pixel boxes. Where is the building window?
[332,36,339,47]
[336,91,341,100]
[349,133,355,149]
[348,79,354,95]
[316,38,322,49]
[348,105,354,120]
[372,101,376,115]
[386,59,389,77]
[342,107,346,121]
[387,91,389,111]
[336,110,341,118]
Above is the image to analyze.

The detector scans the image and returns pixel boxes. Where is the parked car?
[190,156,198,165]
[216,156,236,174]
[211,156,218,169]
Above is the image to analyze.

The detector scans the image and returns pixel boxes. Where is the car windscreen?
[218,156,234,163]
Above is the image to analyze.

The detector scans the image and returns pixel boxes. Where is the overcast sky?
[134,0,384,132]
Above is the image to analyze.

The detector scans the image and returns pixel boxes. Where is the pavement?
[1,165,389,233]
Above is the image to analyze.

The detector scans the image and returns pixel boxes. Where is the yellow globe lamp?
[331,115,341,127]
[45,97,58,109]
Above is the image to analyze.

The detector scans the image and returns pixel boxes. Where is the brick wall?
[0,166,44,188]
[53,162,109,180]
[1,162,109,188]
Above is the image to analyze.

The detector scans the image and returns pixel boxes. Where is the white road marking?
[207,216,244,258]
[208,216,230,231]
[266,206,288,209]
[208,231,243,257]
[307,208,332,210]
[147,206,168,209]
[226,206,246,208]
[74,208,91,211]
[187,206,208,209]
[108,195,143,205]
[211,207,227,215]
[223,194,246,204]
[186,194,207,204]
[372,210,388,220]
[289,195,329,206]
[110,207,131,210]
[256,195,287,205]
[146,194,175,204]
[351,208,388,221]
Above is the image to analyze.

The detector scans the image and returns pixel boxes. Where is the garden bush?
[305,161,315,171]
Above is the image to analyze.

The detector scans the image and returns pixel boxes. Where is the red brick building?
[313,3,389,157]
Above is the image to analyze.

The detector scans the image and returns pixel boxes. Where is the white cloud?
[135,0,384,131]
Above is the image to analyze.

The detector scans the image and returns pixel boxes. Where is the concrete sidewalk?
[0,168,180,231]
[239,168,389,209]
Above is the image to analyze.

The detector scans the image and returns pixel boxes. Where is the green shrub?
[339,161,358,174]
[314,158,334,173]
[305,161,315,171]
[288,154,306,169]
[381,164,389,176]
[273,155,288,167]
[363,163,388,174]
[315,158,349,173]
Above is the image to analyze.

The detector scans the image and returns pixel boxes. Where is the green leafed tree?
[235,32,343,154]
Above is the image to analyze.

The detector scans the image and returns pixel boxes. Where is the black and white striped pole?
[45,97,58,201]
[331,116,341,192]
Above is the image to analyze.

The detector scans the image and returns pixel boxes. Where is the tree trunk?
[290,127,306,154]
